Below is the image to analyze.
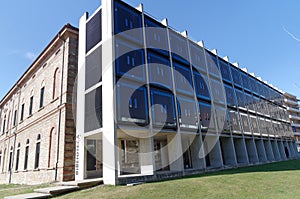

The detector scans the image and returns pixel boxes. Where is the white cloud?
[25,52,36,61]
[282,25,300,42]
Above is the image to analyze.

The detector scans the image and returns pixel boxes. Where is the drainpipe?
[9,85,21,184]
[55,33,66,181]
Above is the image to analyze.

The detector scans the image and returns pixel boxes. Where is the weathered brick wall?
[0,26,78,185]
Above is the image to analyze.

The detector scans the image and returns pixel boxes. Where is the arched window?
[24,139,29,170]
[48,127,56,168]
[8,146,13,171]
[53,68,60,99]
[29,90,34,116]
[34,134,41,169]
[7,111,11,132]
[40,81,45,108]
[2,115,6,134]
[2,148,6,172]
[15,143,21,171]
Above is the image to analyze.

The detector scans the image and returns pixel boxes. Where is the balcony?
[294,132,300,136]
[287,107,300,113]
[284,98,299,106]
[289,115,300,121]
[292,123,300,128]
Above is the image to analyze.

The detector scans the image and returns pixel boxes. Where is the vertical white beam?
[102,0,118,185]
[75,12,88,181]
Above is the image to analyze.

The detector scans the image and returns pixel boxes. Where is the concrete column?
[271,140,281,161]
[245,138,259,164]
[204,136,223,168]
[293,142,300,157]
[75,12,88,181]
[283,141,291,159]
[233,138,249,164]
[288,141,296,158]
[219,137,237,166]
[139,138,154,175]
[278,140,287,160]
[255,139,267,162]
[102,0,118,185]
[264,139,275,161]
[167,134,184,172]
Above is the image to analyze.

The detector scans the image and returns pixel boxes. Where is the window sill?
[23,170,28,172]
[33,168,40,172]
[28,115,33,119]
[51,97,59,103]
[38,107,45,112]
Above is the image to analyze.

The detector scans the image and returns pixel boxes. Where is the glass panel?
[174,62,193,95]
[189,42,206,73]
[115,40,145,81]
[198,101,215,132]
[151,89,176,128]
[206,52,220,78]
[241,114,251,134]
[229,110,241,133]
[86,46,102,90]
[169,30,189,64]
[224,85,237,107]
[116,82,148,124]
[193,71,210,100]
[85,87,102,132]
[86,10,102,53]
[148,52,172,89]
[219,59,232,82]
[231,67,242,87]
[177,97,197,128]
[114,1,143,43]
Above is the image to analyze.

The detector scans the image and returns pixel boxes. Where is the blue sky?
[1,0,300,100]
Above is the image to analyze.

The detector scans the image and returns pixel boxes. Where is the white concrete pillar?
[271,140,281,161]
[102,0,118,185]
[278,140,287,160]
[245,138,259,164]
[139,138,154,175]
[219,137,237,166]
[255,139,267,162]
[205,136,223,168]
[264,139,275,161]
[233,138,249,164]
[167,134,184,172]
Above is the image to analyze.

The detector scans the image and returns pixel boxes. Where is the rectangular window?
[85,87,102,132]
[189,42,206,73]
[117,82,148,124]
[151,89,176,128]
[2,119,6,134]
[85,46,102,90]
[20,104,25,121]
[193,71,210,100]
[24,146,29,170]
[219,59,232,82]
[177,97,197,127]
[169,30,189,64]
[231,67,242,87]
[8,151,13,171]
[29,96,33,116]
[86,10,102,53]
[15,149,20,171]
[13,110,17,126]
[40,87,45,108]
[174,62,193,94]
[34,142,40,169]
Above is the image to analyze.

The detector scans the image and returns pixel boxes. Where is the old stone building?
[0,24,78,184]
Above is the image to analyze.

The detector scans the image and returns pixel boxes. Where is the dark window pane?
[145,16,168,55]
[86,46,102,90]
[117,82,148,124]
[177,97,197,127]
[29,96,33,115]
[86,10,102,53]
[241,114,251,133]
[224,85,236,107]
[198,101,214,131]
[174,62,193,94]
[114,1,143,42]
[85,87,102,132]
[40,87,45,108]
[148,52,172,89]
[151,89,176,128]
[206,52,220,78]
[34,142,40,169]
[189,43,206,73]
[115,40,145,81]
[241,73,251,91]
[219,59,232,82]
[231,67,242,87]
[169,30,189,64]
[193,71,210,100]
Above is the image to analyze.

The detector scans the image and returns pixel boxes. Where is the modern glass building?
[76,0,298,185]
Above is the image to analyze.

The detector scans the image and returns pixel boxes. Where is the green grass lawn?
[0,183,52,198]
[56,159,300,199]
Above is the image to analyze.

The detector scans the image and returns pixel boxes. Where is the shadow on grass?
[151,159,300,184]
